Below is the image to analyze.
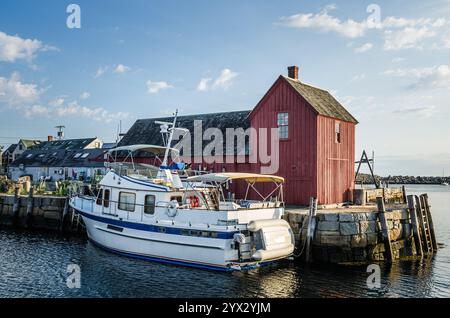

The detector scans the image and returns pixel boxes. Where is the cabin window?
[144,195,156,214]
[118,192,136,212]
[103,189,110,208]
[277,112,289,139]
[170,196,182,205]
[96,189,103,205]
[335,122,341,144]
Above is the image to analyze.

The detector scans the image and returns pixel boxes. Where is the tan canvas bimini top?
[186,172,284,184]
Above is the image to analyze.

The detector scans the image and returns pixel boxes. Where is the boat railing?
[78,194,284,222]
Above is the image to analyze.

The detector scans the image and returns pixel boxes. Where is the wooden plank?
[421,194,438,251]
[407,195,423,257]
[377,197,394,261]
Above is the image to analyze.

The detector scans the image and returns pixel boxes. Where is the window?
[335,122,341,143]
[170,196,182,205]
[144,195,156,214]
[119,192,136,212]
[96,189,103,205]
[81,153,89,159]
[74,153,82,159]
[277,113,289,139]
[104,189,110,208]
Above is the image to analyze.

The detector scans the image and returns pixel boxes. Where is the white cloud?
[278,11,367,38]
[383,64,450,89]
[146,80,173,94]
[24,100,129,123]
[383,27,436,50]
[350,74,366,82]
[24,104,49,117]
[382,17,447,28]
[197,69,238,92]
[80,92,90,100]
[94,66,108,78]
[48,97,65,107]
[114,64,130,74]
[392,105,436,117]
[213,69,238,89]
[0,31,43,63]
[354,42,373,53]
[277,9,450,50]
[392,57,405,63]
[196,78,212,92]
[0,72,42,106]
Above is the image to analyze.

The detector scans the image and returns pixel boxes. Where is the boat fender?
[252,245,294,261]
[233,233,246,244]
[247,219,290,232]
[166,200,178,217]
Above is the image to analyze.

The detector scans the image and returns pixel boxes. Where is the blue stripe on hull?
[75,209,238,239]
[88,237,234,272]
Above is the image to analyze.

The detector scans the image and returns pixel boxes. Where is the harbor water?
[0,184,449,298]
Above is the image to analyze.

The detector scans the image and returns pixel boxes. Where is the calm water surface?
[0,184,449,298]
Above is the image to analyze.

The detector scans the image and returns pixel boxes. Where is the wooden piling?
[407,195,423,257]
[376,197,394,261]
[12,187,20,227]
[421,194,437,251]
[401,185,407,204]
[60,196,69,232]
[305,197,318,263]
[25,187,34,228]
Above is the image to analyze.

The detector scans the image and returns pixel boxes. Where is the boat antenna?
[161,109,178,166]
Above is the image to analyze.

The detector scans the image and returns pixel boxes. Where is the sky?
[1,0,450,176]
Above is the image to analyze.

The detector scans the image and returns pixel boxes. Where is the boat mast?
[162,109,178,167]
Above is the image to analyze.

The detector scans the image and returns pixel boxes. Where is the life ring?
[166,200,178,217]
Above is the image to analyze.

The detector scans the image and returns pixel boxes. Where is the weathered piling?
[25,187,34,228]
[305,197,318,263]
[407,195,423,258]
[12,187,20,227]
[377,197,394,261]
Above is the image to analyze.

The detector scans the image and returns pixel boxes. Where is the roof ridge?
[282,75,329,93]
[138,109,252,121]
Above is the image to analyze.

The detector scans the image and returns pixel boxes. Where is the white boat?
[69,113,294,271]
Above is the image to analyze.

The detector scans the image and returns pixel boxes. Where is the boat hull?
[75,209,262,271]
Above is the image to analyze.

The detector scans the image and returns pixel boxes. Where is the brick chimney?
[287,66,299,80]
[48,135,54,142]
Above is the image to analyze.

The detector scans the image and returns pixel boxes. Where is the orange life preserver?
[193,196,199,207]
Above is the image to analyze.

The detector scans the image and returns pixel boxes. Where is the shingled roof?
[282,76,358,123]
[118,110,252,156]
[34,138,99,151]
[10,148,106,168]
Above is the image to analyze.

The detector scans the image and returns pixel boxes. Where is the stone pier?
[0,193,82,233]
[284,204,416,264]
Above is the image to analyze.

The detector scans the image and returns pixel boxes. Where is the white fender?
[252,245,294,261]
[247,219,290,232]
